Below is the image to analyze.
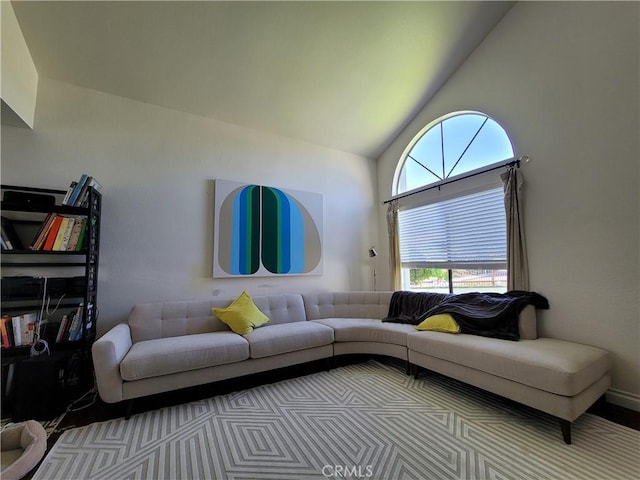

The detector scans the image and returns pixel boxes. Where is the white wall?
[1,78,380,336]
[377,1,640,407]
[378,2,640,409]
[0,0,38,128]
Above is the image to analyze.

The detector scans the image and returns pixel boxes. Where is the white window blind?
[398,187,506,270]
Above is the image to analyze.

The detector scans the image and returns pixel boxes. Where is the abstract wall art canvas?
[213,179,323,277]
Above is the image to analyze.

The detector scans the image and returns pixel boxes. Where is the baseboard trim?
[606,388,640,412]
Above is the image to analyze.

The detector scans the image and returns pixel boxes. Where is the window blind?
[398,186,506,270]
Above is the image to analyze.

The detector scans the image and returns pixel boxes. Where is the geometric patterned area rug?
[33,360,640,480]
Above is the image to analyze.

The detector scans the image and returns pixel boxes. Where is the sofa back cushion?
[247,294,307,326]
[303,291,537,340]
[129,294,306,343]
[303,292,393,320]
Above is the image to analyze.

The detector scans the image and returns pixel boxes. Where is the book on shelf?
[63,174,101,207]
[2,313,38,347]
[55,304,84,342]
[64,174,89,207]
[52,216,71,250]
[30,213,55,250]
[20,313,37,345]
[69,303,84,341]
[1,316,12,348]
[66,218,84,251]
[1,216,25,250]
[41,215,64,251]
[55,314,70,343]
[28,215,88,251]
[62,181,78,205]
[11,316,22,346]
[66,314,80,341]
[75,177,93,207]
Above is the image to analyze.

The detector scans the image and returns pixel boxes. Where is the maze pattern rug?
[33,361,639,480]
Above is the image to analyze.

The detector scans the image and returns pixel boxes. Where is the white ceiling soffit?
[12,1,514,159]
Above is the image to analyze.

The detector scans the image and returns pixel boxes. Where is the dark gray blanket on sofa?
[383,290,549,341]
[383,291,451,325]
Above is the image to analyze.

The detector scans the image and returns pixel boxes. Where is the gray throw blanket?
[383,290,549,341]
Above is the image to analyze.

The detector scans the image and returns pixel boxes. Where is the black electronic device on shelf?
[0,182,101,421]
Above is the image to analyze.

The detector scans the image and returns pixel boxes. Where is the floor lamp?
[369,247,378,291]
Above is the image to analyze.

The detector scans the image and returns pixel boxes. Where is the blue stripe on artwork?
[278,189,291,273]
[289,198,305,273]
[230,189,243,274]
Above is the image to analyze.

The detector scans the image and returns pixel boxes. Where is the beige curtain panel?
[386,199,401,291]
[501,167,530,291]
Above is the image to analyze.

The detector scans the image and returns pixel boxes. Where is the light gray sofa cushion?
[128,294,308,343]
[120,332,249,381]
[303,292,393,320]
[407,333,611,396]
[244,322,334,359]
[249,294,308,325]
[312,318,415,346]
[129,301,230,343]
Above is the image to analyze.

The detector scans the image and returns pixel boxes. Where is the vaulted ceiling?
[11,1,514,158]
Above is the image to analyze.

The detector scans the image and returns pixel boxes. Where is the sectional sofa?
[92,291,611,444]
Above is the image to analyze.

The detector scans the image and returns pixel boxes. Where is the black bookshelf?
[0,183,101,420]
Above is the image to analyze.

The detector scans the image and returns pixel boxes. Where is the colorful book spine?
[30,213,55,250]
[59,217,77,251]
[0,316,12,348]
[52,217,70,251]
[67,218,84,251]
[75,219,88,251]
[66,174,89,206]
[43,215,64,251]
[56,315,70,343]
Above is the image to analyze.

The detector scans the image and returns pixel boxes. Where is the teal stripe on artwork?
[261,187,307,274]
[262,187,290,274]
[248,186,260,274]
[231,185,260,275]
[261,187,279,273]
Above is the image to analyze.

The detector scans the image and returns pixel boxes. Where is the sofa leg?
[325,357,334,371]
[405,361,411,375]
[559,419,572,445]
[412,364,421,380]
[125,399,134,420]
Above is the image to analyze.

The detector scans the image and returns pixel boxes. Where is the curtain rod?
[383,156,527,205]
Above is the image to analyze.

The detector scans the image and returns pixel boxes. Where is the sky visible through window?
[398,113,514,194]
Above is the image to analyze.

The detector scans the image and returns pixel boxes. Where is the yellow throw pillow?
[416,313,461,333]
[212,291,270,335]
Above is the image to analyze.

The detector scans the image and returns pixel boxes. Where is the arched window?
[393,111,514,293]
[395,111,513,195]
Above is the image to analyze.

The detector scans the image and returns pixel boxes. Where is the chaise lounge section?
[92,291,611,444]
